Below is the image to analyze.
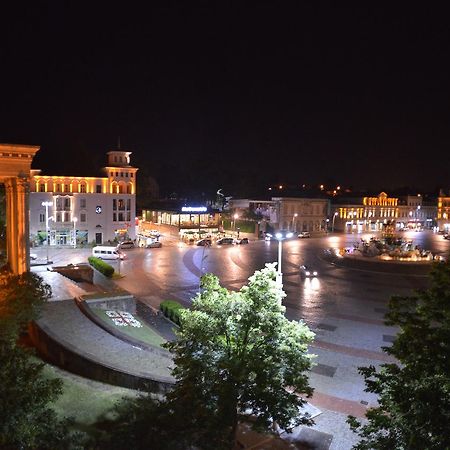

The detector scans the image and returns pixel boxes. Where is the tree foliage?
[0,271,79,449]
[348,260,450,449]
[168,263,315,449]
[99,264,315,450]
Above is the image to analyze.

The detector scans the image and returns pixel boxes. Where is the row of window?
[110,171,134,178]
[38,183,102,193]
[113,198,131,210]
[39,211,131,223]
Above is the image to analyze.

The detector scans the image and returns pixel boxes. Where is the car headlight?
[305,271,310,276]
[313,271,318,276]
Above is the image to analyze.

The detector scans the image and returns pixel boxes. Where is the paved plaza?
[31,230,449,449]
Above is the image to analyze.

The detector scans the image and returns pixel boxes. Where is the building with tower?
[29,149,138,246]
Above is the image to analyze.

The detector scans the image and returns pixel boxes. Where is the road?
[33,230,450,447]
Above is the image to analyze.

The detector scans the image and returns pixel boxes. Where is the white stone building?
[29,150,138,246]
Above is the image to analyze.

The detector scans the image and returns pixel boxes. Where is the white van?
[92,246,124,260]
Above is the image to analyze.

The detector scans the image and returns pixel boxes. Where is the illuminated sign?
[181,207,207,213]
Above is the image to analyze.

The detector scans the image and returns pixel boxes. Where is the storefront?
[141,206,221,240]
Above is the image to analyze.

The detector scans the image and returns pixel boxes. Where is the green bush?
[88,256,115,278]
[160,300,184,326]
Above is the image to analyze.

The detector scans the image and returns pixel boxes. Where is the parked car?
[217,237,234,245]
[298,231,311,238]
[444,234,450,240]
[235,238,249,244]
[299,264,318,278]
[149,229,161,237]
[119,240,135,249]
[146,240,162,248]
[196,238,212,246]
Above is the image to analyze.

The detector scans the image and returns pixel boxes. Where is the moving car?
[149,229,161,237]
[235,238,249,244]
[299,264,318,278]
[216,237,234,245]
[298,231,311,238]
[119,240,135,249]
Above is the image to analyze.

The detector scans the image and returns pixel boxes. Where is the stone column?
[5,175,30,274]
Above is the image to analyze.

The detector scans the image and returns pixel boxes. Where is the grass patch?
[41,362,137,425]
[90,308,166,348]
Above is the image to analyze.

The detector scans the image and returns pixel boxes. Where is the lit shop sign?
[181,207,207,213]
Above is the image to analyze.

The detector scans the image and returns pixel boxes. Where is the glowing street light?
[273,230,293,285]
[73,217,78,249]
[292,213,298,231]
[41,201,53,264]
[332,212,338,233]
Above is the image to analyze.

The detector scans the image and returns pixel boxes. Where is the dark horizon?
[1,4,450,197]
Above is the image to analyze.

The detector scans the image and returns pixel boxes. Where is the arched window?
[111,181,118,194]
[127,182,133,194]
[79,181,87,193]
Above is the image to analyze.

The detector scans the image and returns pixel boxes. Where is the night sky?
[1,3,450,197]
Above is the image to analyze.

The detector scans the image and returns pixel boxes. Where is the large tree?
[99,264,315,450]
[0,271,78,449]
[348,260,450,449]
[166,263,315,449]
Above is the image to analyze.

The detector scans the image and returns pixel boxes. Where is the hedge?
[160,300,185,326]
[88,256,115,278]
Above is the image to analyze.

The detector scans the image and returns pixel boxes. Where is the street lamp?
[292,213,298,231]
[274,230,293,286]
[233,213,239,237]
[73,217,78,249]
[42,201,53,264]
[332,212,338,233]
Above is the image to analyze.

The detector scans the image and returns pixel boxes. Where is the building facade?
[229,197,329,233]
[331,192,437,232]
[437,191,450,232]
[29,150,138,246]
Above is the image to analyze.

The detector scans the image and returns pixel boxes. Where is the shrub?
[88,256,115,278]
[160,300,184,325]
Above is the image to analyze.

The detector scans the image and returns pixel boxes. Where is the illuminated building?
[437,190,450,232]
[141,204,221,239]
[229,197,329,233]
[331,192,436,232]
[29,150,138,246]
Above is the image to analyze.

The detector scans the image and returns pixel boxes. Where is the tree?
[98,264,315,450]
[0,271,79,449]
[165,263,315,449]
[348,260,450,449]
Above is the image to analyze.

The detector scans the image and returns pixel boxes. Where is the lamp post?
[274,231,293,286]
[233,213,239,237]
[332,212,338,233]
[73,217,78,249]
[292,213,298,232]
[42,201,52,264]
